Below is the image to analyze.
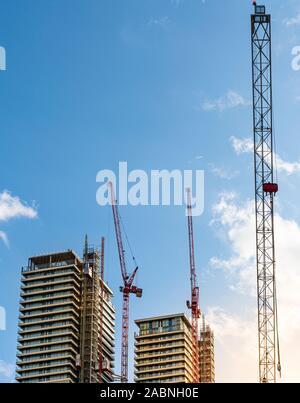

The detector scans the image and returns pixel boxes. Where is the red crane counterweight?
[263,183,278,195]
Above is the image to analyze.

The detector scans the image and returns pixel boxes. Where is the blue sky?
[1,0,300,383]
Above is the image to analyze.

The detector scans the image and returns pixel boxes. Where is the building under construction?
[80,238,116,383]
[134,313,215,383]
[134,314,195,383]
[16,240,115,383]
[199,319,215,383]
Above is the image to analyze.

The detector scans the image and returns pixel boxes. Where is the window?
[255,5,265,14]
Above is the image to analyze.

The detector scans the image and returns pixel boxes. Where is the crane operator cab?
[253,1,266,15]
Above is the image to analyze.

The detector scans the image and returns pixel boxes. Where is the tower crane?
[108,182,143,383]
[186,188,200,383]
[251,2,281,383]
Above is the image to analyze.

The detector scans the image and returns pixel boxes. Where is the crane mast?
[109,182,143,383]
[186,188,200,383]
[251,2,281,383]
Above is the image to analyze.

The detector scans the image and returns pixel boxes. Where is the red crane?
[186,188,200,383]
[108,182,143,383]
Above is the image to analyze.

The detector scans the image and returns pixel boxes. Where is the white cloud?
[210,192,300,382]
[283,13,300,27]
[171,0,206,5]
[0,306,6,331]
[0,191,37,246]
[230,136,300,175]
[276,155,300,175]
[0,361,14,379]
[148,16,170,29]
[209,164,239,180]
[0,191,37,222]
[171,0,183,6]
[0,231,9,247]
[202,91,249,112]
[230,136,253,155]
[208,307,250,339]
[210,192,256,294]
[207,307,257,383]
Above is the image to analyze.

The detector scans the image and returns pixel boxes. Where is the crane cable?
[273,108,279,186]
[274,278,282,378]
[119,211,139,270]
[105,204,112,284]
[272,108,282,378]
[112,189,139,283]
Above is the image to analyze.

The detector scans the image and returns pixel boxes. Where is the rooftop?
[135,313,192,329]
[22,250,83,273]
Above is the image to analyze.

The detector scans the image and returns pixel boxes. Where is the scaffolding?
[79,236,101,383]
[199,316,215,383]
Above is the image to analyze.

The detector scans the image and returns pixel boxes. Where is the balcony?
[20,291,80,305]
[21,276,81,291]
[20,298,80,313]
[19,304,80,321]
[18,336,78,350]
[20,283,80,299]
[17,344,77,358]
[135,325,184,338]
[22,270,81,285]
[18,328,79,344]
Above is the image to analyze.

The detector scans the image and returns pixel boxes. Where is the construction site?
[14,2,284,384]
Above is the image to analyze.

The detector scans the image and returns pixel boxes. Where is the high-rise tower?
[16,246,115,383]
